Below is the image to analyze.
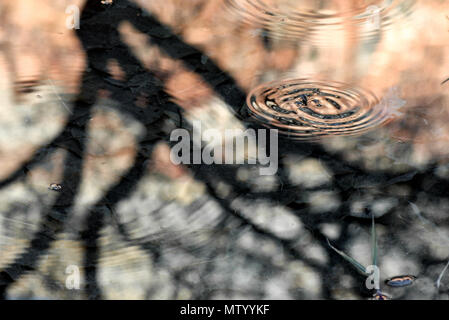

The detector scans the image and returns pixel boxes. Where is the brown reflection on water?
[1,0,449,299]
[132,0,449,156]
[0,0,447,192]
[0,0,85,96]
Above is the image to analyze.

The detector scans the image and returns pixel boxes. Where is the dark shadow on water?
[0,0,448,300]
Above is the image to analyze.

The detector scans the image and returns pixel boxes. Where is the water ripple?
[246,79,399,140]
[224,0,416,44]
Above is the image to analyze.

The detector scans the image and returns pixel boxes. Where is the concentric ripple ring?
[224,0,416,43]
[246,79,395,140]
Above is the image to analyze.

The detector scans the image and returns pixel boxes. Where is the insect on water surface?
[372,290,391,300]
[48,183,62,191]
[385,275,417,287]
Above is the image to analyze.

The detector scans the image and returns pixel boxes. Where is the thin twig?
[48,78,73,114]
[436,260,449,290]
